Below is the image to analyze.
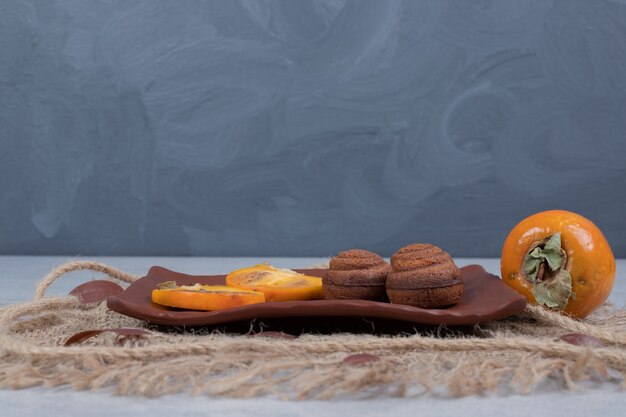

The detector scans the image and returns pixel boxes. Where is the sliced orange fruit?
[151,281,265,311]
[225,263,323,301]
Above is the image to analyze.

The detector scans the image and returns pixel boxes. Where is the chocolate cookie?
[386,244,463,308]
[323,249,391,301]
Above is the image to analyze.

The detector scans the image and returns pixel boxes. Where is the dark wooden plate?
[106,265,527,331]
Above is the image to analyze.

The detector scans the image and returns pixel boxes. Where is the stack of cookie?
[386,244,463,308]
[322,249,391,301]
[323,244,463,308]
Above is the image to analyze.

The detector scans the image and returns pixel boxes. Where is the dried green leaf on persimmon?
[541,233,565,271]
[522,233,565,283]
[532,269,574,310]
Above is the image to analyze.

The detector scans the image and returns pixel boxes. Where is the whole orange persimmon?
[501,210,615,318]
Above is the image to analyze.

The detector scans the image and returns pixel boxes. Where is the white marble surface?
[0,256,625,417]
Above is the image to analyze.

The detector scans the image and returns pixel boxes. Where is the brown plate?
[106,265,527,331]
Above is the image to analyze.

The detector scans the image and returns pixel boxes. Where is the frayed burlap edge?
[0,260,625,399]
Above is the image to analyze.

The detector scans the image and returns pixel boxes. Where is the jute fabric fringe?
[0,261,625,399]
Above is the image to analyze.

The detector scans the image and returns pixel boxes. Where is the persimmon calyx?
[522,233,575,310]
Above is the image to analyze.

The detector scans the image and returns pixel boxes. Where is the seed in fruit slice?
[225,263,323,301]
[151,282,265,311]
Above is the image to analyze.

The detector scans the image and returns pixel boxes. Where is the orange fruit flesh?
[226,264,323,301]
[152,284,265,311]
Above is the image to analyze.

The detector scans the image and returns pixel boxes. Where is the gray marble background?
[1,0,625,257]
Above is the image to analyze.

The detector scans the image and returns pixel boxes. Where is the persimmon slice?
[226,264,323,301]
[151,282,265,311]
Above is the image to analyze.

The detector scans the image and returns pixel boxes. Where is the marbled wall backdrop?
[1,0,625,257]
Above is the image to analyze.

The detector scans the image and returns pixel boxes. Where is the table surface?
[1,256,624,417]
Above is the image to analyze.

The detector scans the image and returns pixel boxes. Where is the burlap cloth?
[1,261,625,399]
